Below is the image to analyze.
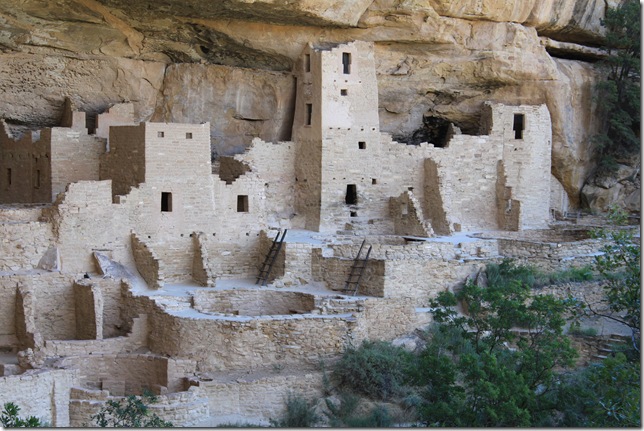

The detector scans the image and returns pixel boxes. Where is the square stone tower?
[291,41,383,232]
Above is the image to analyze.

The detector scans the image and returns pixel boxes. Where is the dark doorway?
[161,192,172,212]
[513,114,525,139]
[345,184,357,205]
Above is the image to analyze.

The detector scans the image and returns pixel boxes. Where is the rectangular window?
[341,89,348,96]
[305,103,312,126]
[186,132,193,139]
[7,168,11,186]
[158,131,165,138]
[342,52,351,74]
[161,192,172,212]
[372,178,377,185]
[358,141,366,150]
[237,195,249,212]
[304,54,311,72]
[345,184,357,205]
[513,114,525,140]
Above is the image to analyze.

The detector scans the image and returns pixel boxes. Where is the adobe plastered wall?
[0,125,51,204]
[99,124,146,199]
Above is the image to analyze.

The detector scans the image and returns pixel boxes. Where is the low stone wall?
[42,314,148,357]
[193,370,324,423]
[131,233,164,288]
[193,289,316,316]
[58,353,195,396]
[69,385,208,427]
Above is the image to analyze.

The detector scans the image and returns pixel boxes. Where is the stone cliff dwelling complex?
[0,41,602,426]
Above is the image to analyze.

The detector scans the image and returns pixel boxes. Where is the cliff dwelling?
[0,40,636,426]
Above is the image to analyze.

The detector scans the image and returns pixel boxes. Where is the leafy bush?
[548,353,640,427]
[269,392,319,427]
[1,403,44,428]
[92,391,173,428]
[332,340,413,401]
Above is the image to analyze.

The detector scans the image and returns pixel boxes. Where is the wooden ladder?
[343,239,372,296]
[256,229,287,286]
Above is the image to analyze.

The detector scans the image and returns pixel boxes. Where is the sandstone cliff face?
[0,0,635,209]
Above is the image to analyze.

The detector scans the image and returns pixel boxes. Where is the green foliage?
[269,392,320,427]
[589,206,640,347]
[1,403,44,428]
[548,353,641,427]
[485,259,593,289]
[332,340,413,401]
[419,274,577,426]
[92,391,173,428]
[594,0,641,169]
[323,392,393,427]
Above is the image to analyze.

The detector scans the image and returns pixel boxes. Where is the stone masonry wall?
[0,368,78,427]
[49,127,104,201]
[0,220,54,271]
[193,289,316,316]
[131,233,164,288]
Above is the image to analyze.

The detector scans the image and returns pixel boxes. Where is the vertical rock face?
[0,0,636,208]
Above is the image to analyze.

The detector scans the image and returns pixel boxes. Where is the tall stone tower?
[291,41,382,232]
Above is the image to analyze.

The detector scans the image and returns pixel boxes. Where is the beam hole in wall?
[161,192,172,212]
[372,178,377,185]
[513,114,525,139]
[305,104,312,126]
[186,132,193,139]
[342,52,351,74]
[358,141,366,149]
[158,131,165,138]
[345,184,357,205]
[237,195,249,212]
[350,211,357,217]
[341,89,348,96]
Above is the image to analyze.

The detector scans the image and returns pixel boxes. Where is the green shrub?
[92,391,173,428]
[333,340,413,401]
[1,403,45,428]
[269,392,320,427]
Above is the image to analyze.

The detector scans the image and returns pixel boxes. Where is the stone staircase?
[591,334,631,361]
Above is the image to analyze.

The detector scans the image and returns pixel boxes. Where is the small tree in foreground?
[1,403,44,428]
[92,392,173,428]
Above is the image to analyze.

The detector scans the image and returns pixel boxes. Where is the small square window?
[158,131,164,138]
[161,192,172,212]
[372,178,377,185]
[358,141,366,150]
[341,89,348,96]
[350,211,357,217]
[186,132,193,139]
[237,195,249,212]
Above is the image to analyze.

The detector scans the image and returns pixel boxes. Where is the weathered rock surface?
[0,0,638,210]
